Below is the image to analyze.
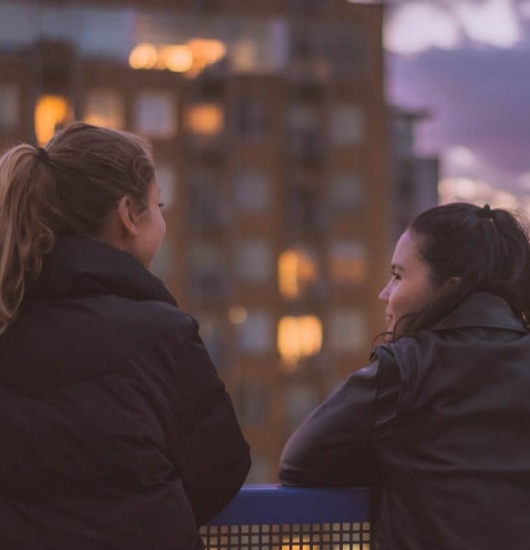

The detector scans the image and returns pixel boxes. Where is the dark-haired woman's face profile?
[379,229,439,337]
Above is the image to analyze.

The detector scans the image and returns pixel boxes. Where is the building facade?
[389,107,439,246]
[0,0,388,482]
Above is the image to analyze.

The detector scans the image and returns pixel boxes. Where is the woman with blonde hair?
[0,122,250,549]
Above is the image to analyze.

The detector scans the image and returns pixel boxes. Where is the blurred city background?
[0,0,528,482]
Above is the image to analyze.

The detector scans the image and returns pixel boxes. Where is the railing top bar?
[208,484,370,526]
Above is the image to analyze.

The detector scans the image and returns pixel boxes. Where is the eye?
[158,201,165,209]
[391,269,401,281]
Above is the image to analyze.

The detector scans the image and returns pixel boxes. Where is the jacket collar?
[26,234,177,307]
[432,292,526,333]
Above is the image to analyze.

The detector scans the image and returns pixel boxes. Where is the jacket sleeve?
[279,348,400,487]
[167,317,251,526]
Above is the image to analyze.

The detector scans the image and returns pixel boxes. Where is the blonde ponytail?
[0,145,55,334]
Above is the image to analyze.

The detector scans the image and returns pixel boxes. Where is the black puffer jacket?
[0,235,250,550]
[280,293,530,550]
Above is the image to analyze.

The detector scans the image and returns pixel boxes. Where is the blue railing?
[201,484,371,549]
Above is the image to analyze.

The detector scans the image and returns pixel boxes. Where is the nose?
[379,281,390,303]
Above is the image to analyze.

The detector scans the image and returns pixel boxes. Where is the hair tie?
[480,203,494,220]
[36,147,49,164]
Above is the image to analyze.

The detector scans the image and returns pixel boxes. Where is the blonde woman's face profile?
[378,230,438,336]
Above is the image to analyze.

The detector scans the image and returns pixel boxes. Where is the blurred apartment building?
[389,106,439,245]
[0,0,388,482]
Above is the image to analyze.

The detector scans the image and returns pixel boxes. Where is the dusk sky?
[382,0,530,205]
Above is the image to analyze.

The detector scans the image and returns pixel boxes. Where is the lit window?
[329,240,367,284]
[236,310,273,353]
[0,84,19,132]
[234,169,271,212]
[129,43,158,70]
[235,239,273,283]
[151,239,172,283]
[134,91,176,139]
[278,247,319,300]
[236,380,269,426]
[331,103,364,147]
[231,19,284,73]
[330,172,365,212]
[159,45,193,73]
[156,163,177,210]
[34,95,72,146]
[186,103,224,135]
[83,89,124,129]
[277,315,322,371]
[329,310,367,353]
[187,39,227,78]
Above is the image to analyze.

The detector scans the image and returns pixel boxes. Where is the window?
[186,103,224,135]
[0,84,19,132]
[329,310,367,353]
[83,89,124,129]
[235,239,273,283]
[79,7,134,62]
[237,99,271,142]
[287,104,321,158]
[188,170,224,229]
[278,247,319,300]
[231,18,287,73]
[236,310,273,353]
[236,380,269,426]
[328,24,365,75]
[234,169,271,212]
[156,163,177,210]
[331,103,364,147]
[34,95,72,146]
[189,241,224,298]
[287,178,320,232]
[0,2,34,48]
[330,172,364,212]
[277,315,322,372]
[329,240,367,284]
[134,91,176,139]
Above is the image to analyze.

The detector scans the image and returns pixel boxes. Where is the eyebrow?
[391,263,404,272]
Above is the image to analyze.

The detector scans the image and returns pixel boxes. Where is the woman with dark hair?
[280,202,530,550]
[0,122,250,550]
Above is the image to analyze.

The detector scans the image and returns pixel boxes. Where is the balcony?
[202,484,371,549]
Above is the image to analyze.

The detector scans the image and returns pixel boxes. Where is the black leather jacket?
[280,293,530,550]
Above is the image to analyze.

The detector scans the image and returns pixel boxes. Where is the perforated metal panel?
[201,485,371,550]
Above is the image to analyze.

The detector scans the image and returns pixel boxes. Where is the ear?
[116,195,140,237]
